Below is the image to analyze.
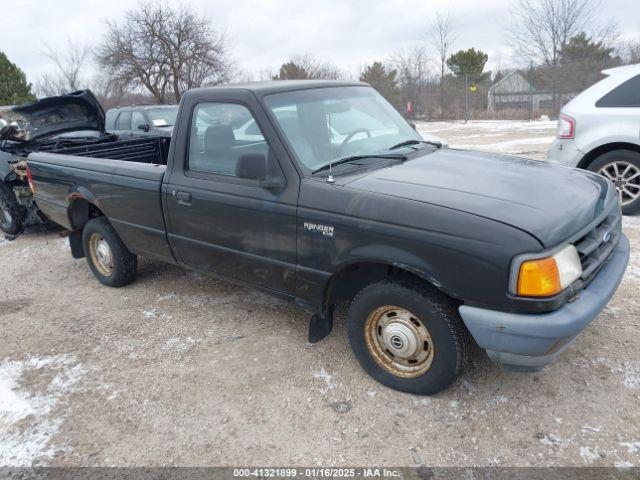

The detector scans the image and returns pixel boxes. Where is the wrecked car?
[0,90,168,235]
[27,81,630,395]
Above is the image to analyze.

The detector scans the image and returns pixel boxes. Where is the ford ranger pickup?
[27,81,630,394]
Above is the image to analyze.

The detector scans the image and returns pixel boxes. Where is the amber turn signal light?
[517,257,562,297]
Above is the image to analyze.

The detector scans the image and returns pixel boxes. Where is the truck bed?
[33,136,170,165]
[28,148,172,262]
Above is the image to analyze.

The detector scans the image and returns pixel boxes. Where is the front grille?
[573,207,622,281]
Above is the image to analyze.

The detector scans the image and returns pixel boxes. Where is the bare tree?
[429,9,456,118]
[388,46,432,118]
[35,40,92,97]
[621,39,640,64]
[507,0,617,108]
[507,0,615,67]
[96,1,234,103]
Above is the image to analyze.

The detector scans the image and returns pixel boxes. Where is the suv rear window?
[596,74,640,108]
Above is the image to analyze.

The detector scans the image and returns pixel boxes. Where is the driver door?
[163,91,300,296]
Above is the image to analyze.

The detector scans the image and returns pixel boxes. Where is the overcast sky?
[3,0,639,85]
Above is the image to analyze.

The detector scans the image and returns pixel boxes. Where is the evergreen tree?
[359,62,401,107]
[446,48,489,78]
[0,51,36,105]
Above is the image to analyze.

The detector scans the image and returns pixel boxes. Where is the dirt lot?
[1,120,639,467]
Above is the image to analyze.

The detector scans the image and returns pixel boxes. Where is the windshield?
[263,86,419,172]
[147,107,178,127]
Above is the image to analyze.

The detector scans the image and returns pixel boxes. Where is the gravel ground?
[1,120,639,468]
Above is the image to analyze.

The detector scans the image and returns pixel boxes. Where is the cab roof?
[188,80,369,96]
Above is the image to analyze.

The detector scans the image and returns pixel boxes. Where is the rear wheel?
[82,217,138,287]
[347,280,469,395]
[0,182,25,236]
[588,150,640,215]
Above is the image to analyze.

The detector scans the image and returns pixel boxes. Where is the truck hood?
[0,90,104,143]
[344,148,611,247]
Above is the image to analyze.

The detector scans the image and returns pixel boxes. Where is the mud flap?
[308,307,334,343]
[69,231,85,258]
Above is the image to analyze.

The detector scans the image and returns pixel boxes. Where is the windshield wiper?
[311,153,407,175]
[389,139,442,150]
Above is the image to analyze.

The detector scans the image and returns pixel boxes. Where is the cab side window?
[188,102,269,177]
[131,111,146,131]
[116,111,132,130]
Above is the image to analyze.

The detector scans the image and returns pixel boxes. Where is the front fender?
[334,244,448,292]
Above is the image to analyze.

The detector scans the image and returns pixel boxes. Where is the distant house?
[487,71,556,112]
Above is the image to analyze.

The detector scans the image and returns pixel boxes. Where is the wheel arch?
[67,190,105,231]
[578,142,640,169]
[322,256,457,312]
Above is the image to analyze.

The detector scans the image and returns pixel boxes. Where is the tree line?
[1,0,639,119]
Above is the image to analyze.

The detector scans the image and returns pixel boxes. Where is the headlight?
[516,245,582,297]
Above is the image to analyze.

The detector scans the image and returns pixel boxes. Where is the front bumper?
[459,234,630,372]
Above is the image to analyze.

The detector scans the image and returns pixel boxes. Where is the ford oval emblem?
[603,230,612,243]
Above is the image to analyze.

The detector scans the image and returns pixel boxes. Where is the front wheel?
[588,150,640,215]
[347,280,469,395]
[82,217,138,287]
[0,182,25,235]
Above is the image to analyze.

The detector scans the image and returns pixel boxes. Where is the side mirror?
[236,152,285,190]
[409,122,417,131]
[138,123,150,132]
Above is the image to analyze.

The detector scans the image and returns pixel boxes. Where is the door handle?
[173,190,192,204]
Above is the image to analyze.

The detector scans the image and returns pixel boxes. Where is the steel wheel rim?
[88,233,114,276]
[364,305,435,378]
[598,161,640,206]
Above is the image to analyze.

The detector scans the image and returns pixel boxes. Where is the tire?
[82,217,138,287]
[0,182,25,236]
[347,280,469,395]
[587,150,640,215]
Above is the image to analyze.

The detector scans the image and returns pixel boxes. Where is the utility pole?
[528,61,533,122]
[464,73,469,123]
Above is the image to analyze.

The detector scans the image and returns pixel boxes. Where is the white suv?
[547,64,640,214]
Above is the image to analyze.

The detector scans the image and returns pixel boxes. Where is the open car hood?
[1,90,104,142]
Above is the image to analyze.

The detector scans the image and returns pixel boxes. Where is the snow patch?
[416,119,557,134]
[539,433,569,448]
[581,425,601,434]
[620,442,640,454]
[579,446,600,463]
[312,367,336,394]
[611,362,640,389]
[449,136,556,153]
[142,308,171,321]
[0,355,85,466]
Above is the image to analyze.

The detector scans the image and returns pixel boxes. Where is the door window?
[115,111,132,130]
[131,111,146,130]
[188,103,269,176]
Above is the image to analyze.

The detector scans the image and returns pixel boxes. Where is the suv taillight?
[557,113,575,139]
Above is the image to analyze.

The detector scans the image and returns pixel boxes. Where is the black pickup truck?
[28,81,630,394]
